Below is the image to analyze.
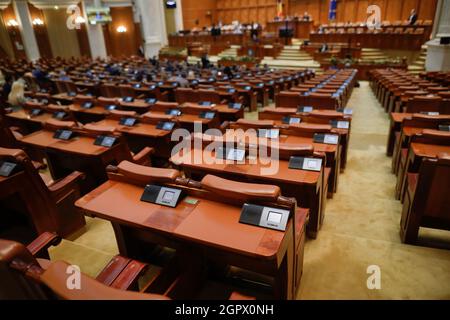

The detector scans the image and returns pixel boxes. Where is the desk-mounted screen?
[133,84,142,89]
[30,109,44,117]
[145,98,157,104]
[289,156,322,172]
[0,161,20,177]
[140,185,183,208]
[68,91,77,97]
[228,103,242,110]
[216,147,246,161]
[239,203,290,231]
[337,108,353,115]
[199,101,212,106]
[258,129,279,139]
[439,125,450,132]
[282,116,301,125]
[199,111,216,120]
[52,111,67,120]
[156,121,175,131]
[123,97,134,103]
[119,117,137,127]
[314,133,339,145]
[53,129,76,141]
[105,104,117,111]
[166,109,182,116]
[421,111,440,116]
[94,135,117,148]
[298,106,313,113]
[330,120,350,129]
[82,102,94,109]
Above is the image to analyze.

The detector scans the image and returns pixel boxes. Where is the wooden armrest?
[236,119,275,127]
[32,160,47,170]
[220,99,228,104]
[229,292,256,300]
[111,260,148,291]
[26,232,61,257]
[117,160,181,184]
[83,123,116,135]
[41,261,170,300]
[96,255,131,286]
[220,121,230,132]
[137,94,145,99]
[48,171,85,201]
[132,147,154,166]
[201,175,280,202]
[11,128,24,140]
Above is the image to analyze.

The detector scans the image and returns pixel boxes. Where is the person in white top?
[8,77,26,107]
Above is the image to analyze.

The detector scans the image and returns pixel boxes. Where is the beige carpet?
[49,81,450,299]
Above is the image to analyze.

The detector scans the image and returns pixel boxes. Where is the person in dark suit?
[319,43,329,53]
[408,9,418,25]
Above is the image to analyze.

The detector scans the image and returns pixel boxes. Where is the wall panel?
[182,0,438,29]
[0,4,26,59]
[28,3,52,58]
[104,6,141,58]
[0,9,15,58]
[43,8,80,58]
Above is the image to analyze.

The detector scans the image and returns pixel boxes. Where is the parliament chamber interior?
[0,0,449,302]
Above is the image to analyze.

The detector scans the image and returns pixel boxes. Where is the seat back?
[175,87,195,104]
[405,96,443,113]
[275,91,304,108]
[414,154,450,221]
[0,148,61,235]
[197,89,222,104]
[0,239,169,300]
[0,239,51,299]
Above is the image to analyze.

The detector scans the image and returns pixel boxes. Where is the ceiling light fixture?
[116,25,127,33]
[32,18,44,26]
[6,19,19,27]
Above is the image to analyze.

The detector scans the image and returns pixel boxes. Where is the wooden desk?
[183,102,244,122]
[176,114,219,132]
[52,93,75,105]
[20,131,130,193]
[222,130,340,195]
[93,118,173,158]
[398,142,450,201]
[170,148,324,239]
[266,20,313,39]
[76,177,308,299]
[69,104,108,124]
[119,99,151,114]
[387,113,450,156]
[5,110,53,134]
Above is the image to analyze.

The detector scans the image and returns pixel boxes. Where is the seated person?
[319,43,329,53]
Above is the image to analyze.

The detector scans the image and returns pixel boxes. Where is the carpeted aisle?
[49,81,450,299]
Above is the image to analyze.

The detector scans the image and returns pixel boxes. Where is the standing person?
[408,9,418,25]
[138,40,145,57]
[201,54,210,69]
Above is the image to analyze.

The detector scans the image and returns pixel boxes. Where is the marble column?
[425,0,450,72]
[135,0,168,58]
[13,0,40,61]
[82,0,107,59]
[174,0,184,32]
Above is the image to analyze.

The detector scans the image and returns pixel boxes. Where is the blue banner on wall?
[329,0,337,20]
